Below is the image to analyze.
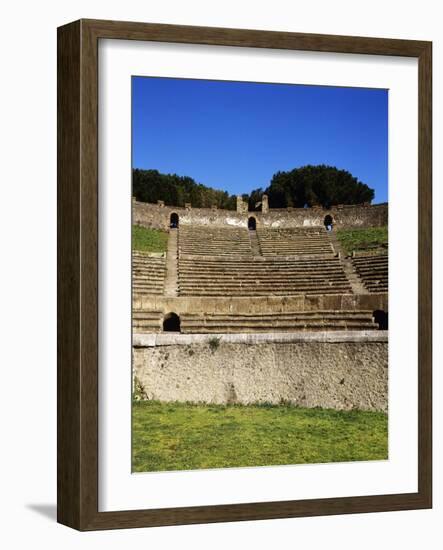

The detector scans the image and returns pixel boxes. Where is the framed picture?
[57,19,432,530]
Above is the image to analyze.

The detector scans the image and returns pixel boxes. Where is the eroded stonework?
[133,199,388,230]
[133,333,388,412]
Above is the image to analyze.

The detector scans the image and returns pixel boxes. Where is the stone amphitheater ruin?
[133,196,388,412]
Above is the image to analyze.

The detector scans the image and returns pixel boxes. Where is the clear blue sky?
[132,77,388,203]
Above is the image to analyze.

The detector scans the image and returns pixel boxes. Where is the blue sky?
[132,77,388,203]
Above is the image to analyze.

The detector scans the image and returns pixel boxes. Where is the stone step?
[133,264,165,269]
[132,252,165,258]
[179,258,342,264]
[181,323,376,333]
[179,251,252,255]
[132,259,165,265]
[353,255,388,261]
[180,247,251,251]
[132,283,163,292]
[133,274,165,281]
[179,248,251,252]
[131,254,167,295]
[133,311,163,319]
[179,266,348,273]
[178,270,348,277]
[133,319,162,325]
[133,282,164,288]
[353,259,388,266]
[357,274,388,281]
[179,227,252,259]
[179,279,351,287]
[133,282,165,288]
[261,251,332,256]
[179,272,345,278]
[132,268,165,273]
[179,282,350,289]
[182,311,373,321]
[353,260,388,266]
[259,245,332,249]
[182,318,374,327]
[365,284,388,289]
[179,264,345,270]
[179,289,352,296]
[133,292,164,296]
[132,309,380,334]
[133,264,165,268]
[133,287,164,293]
[352,254,388,293]
[353,267,388,273]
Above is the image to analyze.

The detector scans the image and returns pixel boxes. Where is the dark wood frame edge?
[57,19,432,531]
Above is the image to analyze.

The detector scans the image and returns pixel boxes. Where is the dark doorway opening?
[163,312,181,332]
[324,215,333,231]
[248,216,257,230]
[170,213,179,229]
[373,310,388,330]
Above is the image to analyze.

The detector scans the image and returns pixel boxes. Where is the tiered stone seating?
[132,251,166,295]
[178,225,252,256]
[132,311,163,332]
[257,228,333,256]
[180,310,379,333]
[178,256,352,296]
[352,254,388,293]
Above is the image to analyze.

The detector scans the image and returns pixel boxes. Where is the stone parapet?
[133,335,388,411]
[133,200,388,231]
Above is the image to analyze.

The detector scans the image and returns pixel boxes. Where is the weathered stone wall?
[133,199,388,230]
[133,332,388,412]
[133,293,388,315]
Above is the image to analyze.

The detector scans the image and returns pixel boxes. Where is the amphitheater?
[133,196,388,412]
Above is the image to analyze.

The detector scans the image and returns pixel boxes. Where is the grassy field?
[132,225,168,253]
[336,226,388,255]
[132,401,388,472]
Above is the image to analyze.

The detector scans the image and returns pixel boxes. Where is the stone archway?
[170,212,179,229]
[373,310,388,330]
[324,214,333,231]
[163,312,181,332]
[248,216,257,230]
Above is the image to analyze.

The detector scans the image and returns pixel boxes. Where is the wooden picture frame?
[57,19,432,530]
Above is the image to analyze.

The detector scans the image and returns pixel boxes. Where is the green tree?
[132,169,237,210]
[266,165,374,208]
[132,165,375,211]
[248,187,264,211]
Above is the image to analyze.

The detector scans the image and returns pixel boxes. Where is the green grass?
[336,226,388,255]
[132,225,168,253]
[132,401,388,472]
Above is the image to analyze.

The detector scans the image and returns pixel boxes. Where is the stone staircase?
[352,254,388,293]
[257,228,333,256]
[164,229,178,297]
[178,256,352,296]
[326,230,367,295]
[132,251,166,295]
[249,229,262,255]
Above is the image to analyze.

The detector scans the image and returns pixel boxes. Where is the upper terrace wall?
[133,199,388,230]
[132,294,389,315]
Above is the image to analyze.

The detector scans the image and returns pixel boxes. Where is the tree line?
[133,169,237,210]
[133,165,375,211]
